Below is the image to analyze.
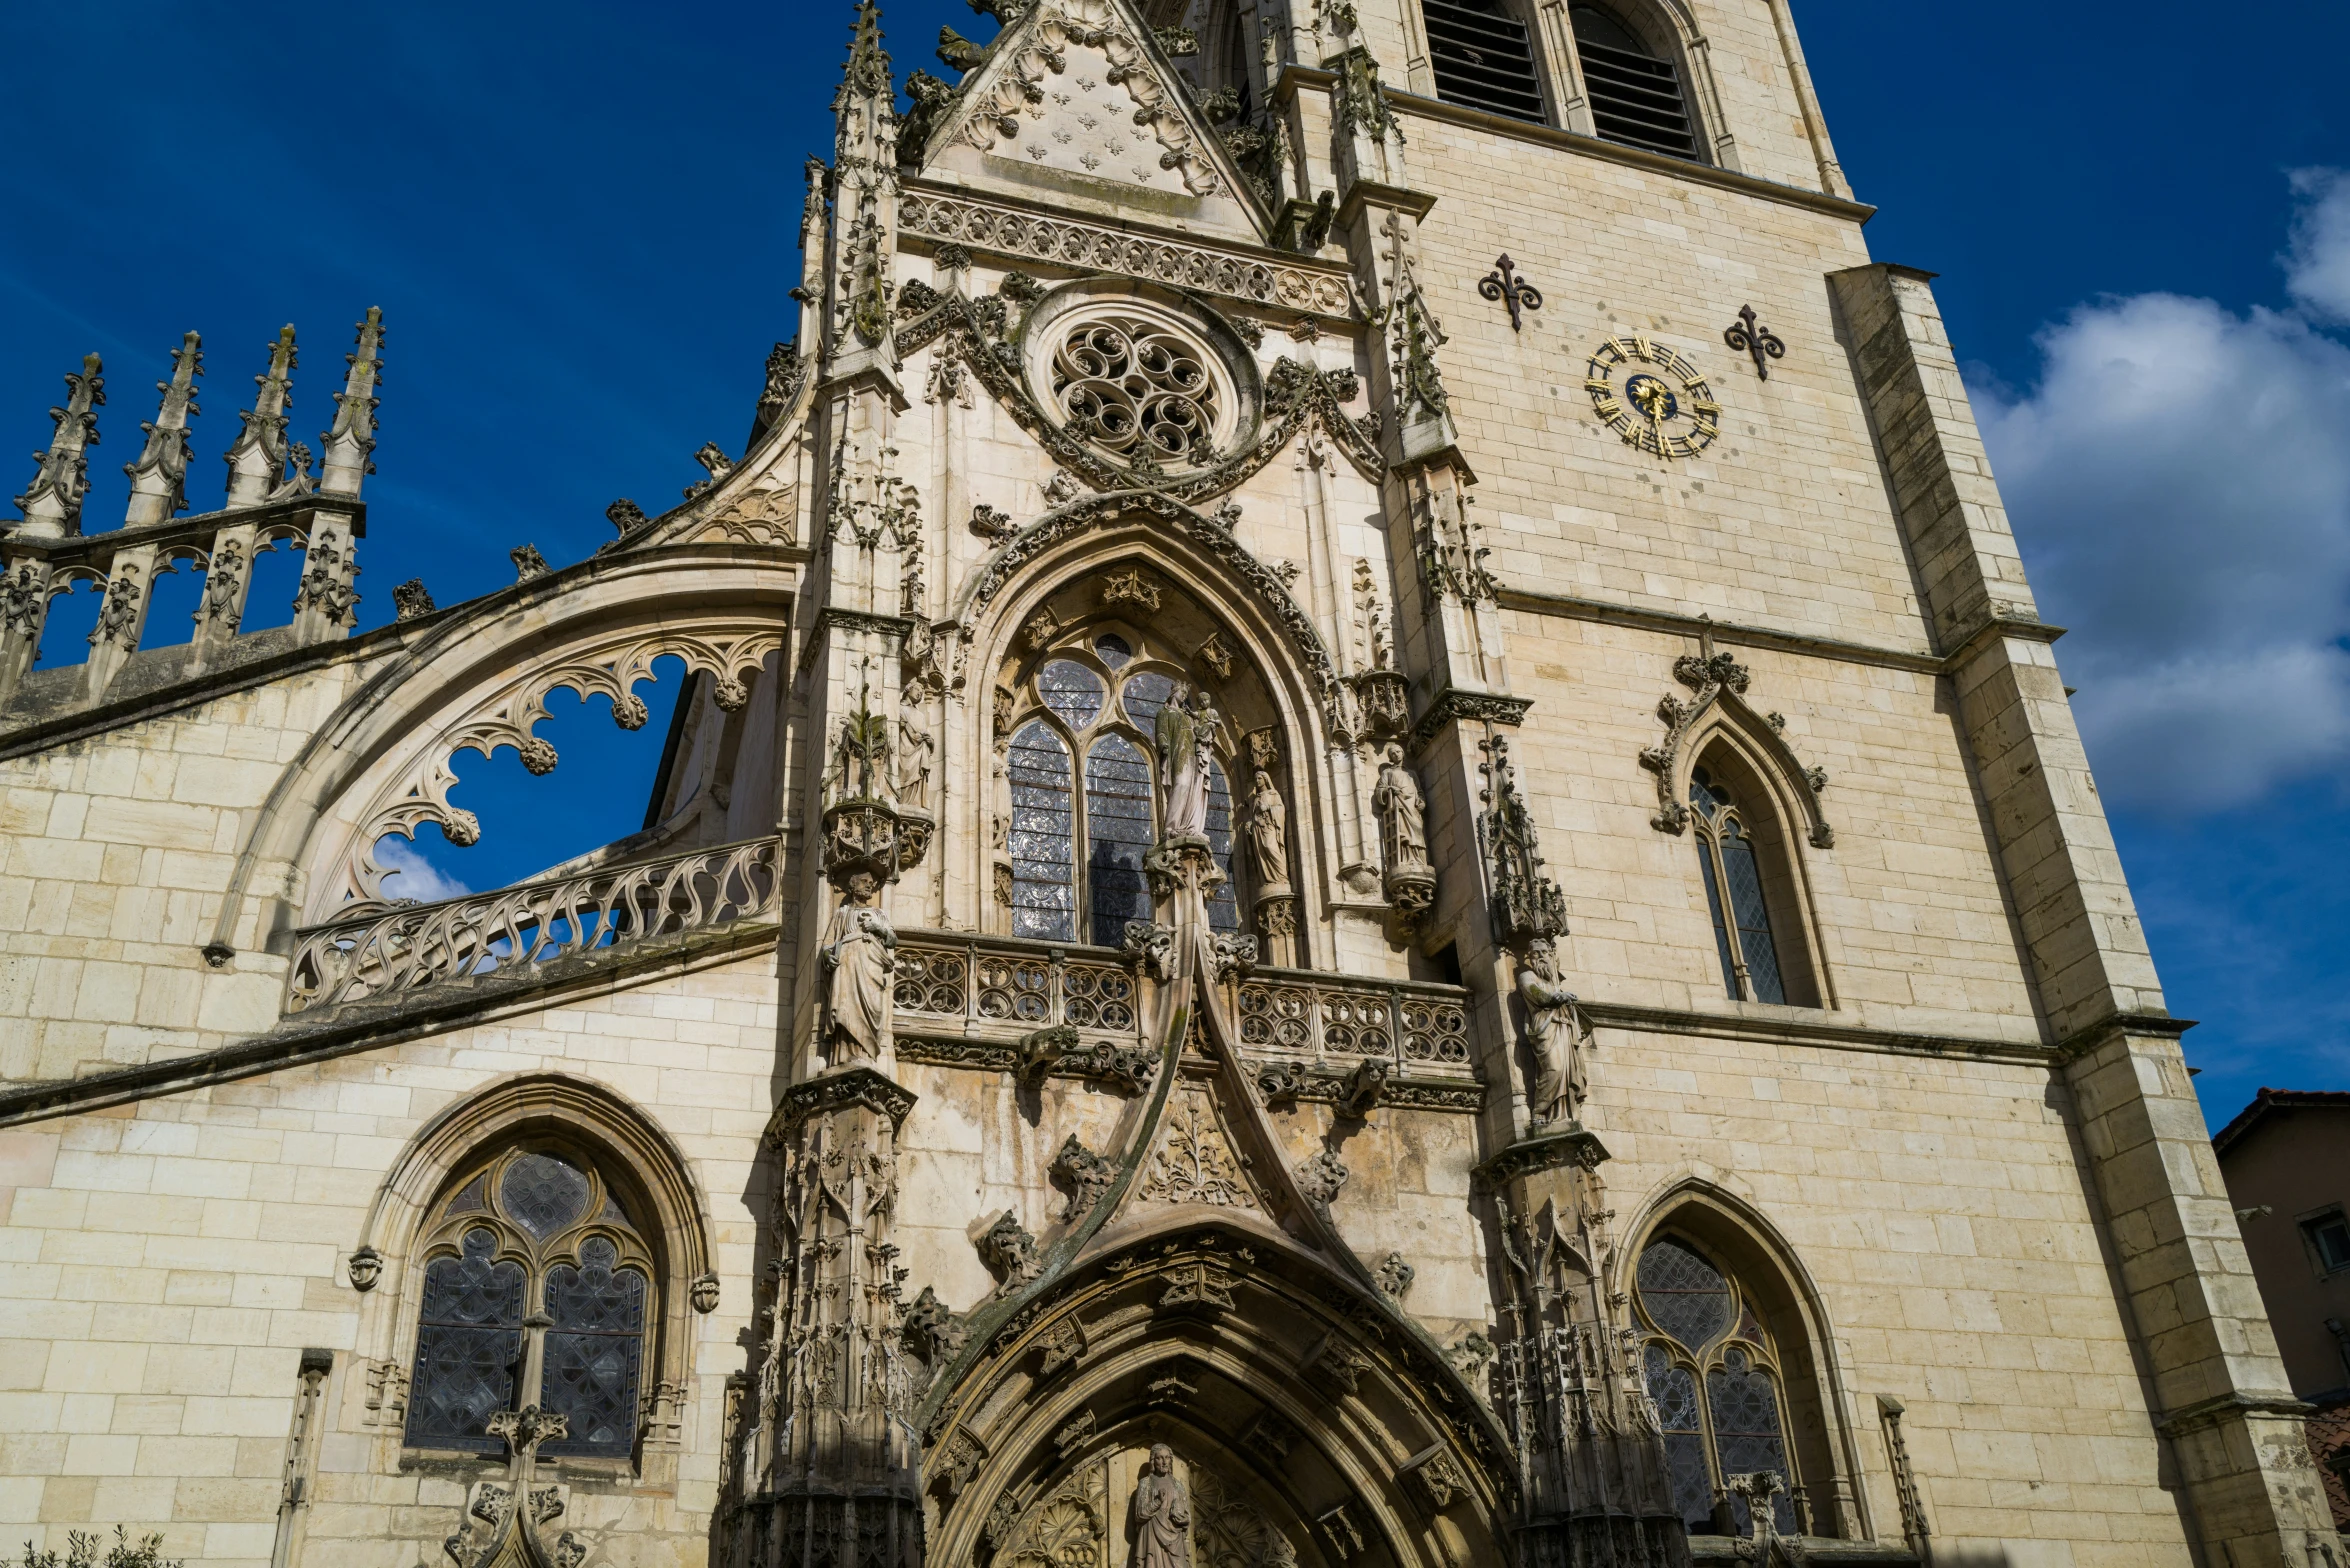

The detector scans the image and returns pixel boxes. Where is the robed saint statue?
[1130,1443,1191,1568]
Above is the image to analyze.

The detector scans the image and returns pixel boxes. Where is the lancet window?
[1689,764,1790,1004]
[1636,1235,1801,1536]
[1005,630,1239,944]
[404,1146,653,1462]
[1568,4,1700,159]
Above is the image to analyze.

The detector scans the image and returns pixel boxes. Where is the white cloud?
[375,836,473,903]
[2286,168,2350,323]
[1973,176,2350,815]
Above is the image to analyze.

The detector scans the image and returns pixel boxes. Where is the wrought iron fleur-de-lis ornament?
[1479,254,1544,333]
[1724,304,1786,379]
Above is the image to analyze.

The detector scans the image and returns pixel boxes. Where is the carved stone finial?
[605,498,648,539]
[392,580,436,621]
[13,352,105,538]
[318,307,385,499]
[509,543,551,582]
[123,331,204,527]
[223,325,297,510]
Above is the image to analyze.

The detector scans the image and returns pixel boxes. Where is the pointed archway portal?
[916,847,1514,1565]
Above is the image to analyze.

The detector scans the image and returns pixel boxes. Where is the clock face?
[1585,336,1721,460]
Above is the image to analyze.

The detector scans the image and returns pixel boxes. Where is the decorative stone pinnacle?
[319,307,385,498]
[842,0,893,99]
[224,324,298,509]
[122,331,204,527]
[13,352,105,538]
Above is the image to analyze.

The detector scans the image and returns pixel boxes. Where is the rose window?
[1050,316,1225,465]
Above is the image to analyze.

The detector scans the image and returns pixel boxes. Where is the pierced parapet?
[223,325,297,509]
[318,307,384,498]
[12,353,105,539]
[122,332,204,527]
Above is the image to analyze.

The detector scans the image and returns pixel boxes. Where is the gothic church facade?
[0,2,2335,1568]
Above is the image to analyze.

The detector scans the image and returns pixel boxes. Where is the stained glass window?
[1085,734,1155,947]
[541,1238,646,1460]
[1009,721,1076,941]
[406,1149,654,1466]
[1636,1235,1802,1538]
[406,1228,524,1454]
[1690,765,1794,1006]
[1003,638,1248,946]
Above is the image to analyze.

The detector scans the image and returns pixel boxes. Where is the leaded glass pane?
[405,1228,524,1453]
[541,1238,646,1460]
[442,1174,488,1217]
[500,1152,592,1240]
[1008,722,1076,941]
[1085,734,1154,947]
[1638,1237,1732,1351]
[1205,757,1239,932]
[1645,1343,1715,1532]
[1708,1346,1796,1535]
[1689,766,1730,821]
[1121,670,1177,732]
[1720,825,1785,1005]
[1038,659,1105,730]
[1696,839,1738,1001]
[1094,633,1134,670]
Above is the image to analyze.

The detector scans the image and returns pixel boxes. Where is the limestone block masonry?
[0,2,2335,1567]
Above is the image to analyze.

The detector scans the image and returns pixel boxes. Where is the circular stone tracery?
[1050,314,1226,465]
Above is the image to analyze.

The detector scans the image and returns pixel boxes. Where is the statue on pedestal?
[822,870,898,1068]
[1518,938,1587,1127]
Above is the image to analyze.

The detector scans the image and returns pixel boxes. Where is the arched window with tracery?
[1687,758,1821,1007]
[1002,628,1242,944]
[405,1146,653,1461]
[1636,1235,1800,1536]
[1568,4,1700,160]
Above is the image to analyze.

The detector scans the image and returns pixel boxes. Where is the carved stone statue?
[1374,744,1428,872]
[1244,770,1289,891]
[1519,938,1587,1126]
[1156,685,1218,844]
[821,871,897,1067]
[1131,1443,1191,1568]
[895,706,934,813]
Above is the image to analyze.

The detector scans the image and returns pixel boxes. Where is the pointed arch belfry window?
[1568,4,1700,159]
[1424,0,1548,123]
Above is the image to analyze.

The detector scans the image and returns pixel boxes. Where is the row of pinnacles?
[0,310,385,716]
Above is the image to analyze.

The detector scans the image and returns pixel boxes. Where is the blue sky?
[1,1,2345,1127]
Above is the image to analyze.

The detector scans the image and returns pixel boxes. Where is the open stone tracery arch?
[306,615,783,915]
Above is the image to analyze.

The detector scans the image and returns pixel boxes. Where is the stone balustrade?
[284,835,781,1015]
[0,492,364,713]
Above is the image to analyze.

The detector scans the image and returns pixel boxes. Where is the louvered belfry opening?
[1570,4,1700,159]
[1425,0,1547,124]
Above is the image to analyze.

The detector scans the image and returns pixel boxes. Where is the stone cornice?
[1578,998,2053,1065]
[2153,1390,2313,1438]
[2051,1009,2198,1066]
[0,917,781,1130]
[1373,85,1878,226]
[1496,588,2068,680]
[897,178,1359,320]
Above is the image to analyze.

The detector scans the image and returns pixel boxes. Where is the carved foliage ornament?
[1639,632,1834,848]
